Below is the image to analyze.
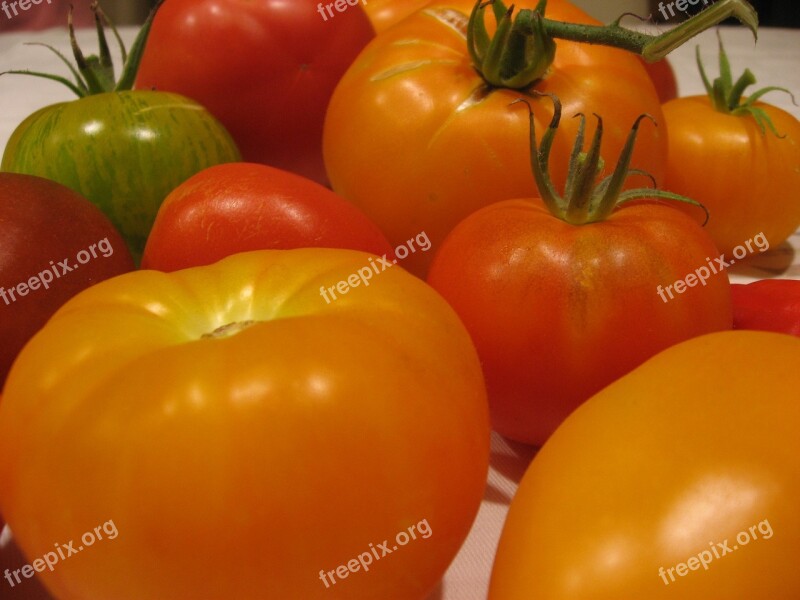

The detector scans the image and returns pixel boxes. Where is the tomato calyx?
[697,33,798,136]
[514,93,708,226]
[201,320,259,340]
[466,0,758,90]
[0,0,165,97]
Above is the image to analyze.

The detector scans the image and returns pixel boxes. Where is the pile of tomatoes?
[0,0,798,598]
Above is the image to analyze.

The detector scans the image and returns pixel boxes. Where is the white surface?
[0,21,799,600]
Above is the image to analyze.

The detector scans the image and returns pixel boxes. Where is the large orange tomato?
[0,249,489,600]
[490,330,800,599]
[324,0,664,275]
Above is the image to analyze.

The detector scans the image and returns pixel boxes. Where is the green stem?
[469,0,758,89]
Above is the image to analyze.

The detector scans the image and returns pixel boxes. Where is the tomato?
[324,0,666,276]
[641,56,678,102]
[663,41,800,256]
[1,8,240,261]
[664,96,800,256]
[731,279,800,336]
[0,249,489,600]
[489,330,800,599]
[136,0,374,186]
[429,198,732,444]
[0,173,134,386]
[427,98,732,445]
[142,163,393,272]
[362,0,430,31]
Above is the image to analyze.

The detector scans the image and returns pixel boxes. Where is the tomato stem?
[467,0,758,89]
[514,93,709,226]
[697,32,797,137]
[0,0,165,96]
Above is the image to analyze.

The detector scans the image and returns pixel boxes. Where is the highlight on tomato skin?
[0,248,490,600]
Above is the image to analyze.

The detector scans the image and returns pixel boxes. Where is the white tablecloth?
[1,22,799,600]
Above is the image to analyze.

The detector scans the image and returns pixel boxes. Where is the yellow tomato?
[0,249,489,600]
[490,330,800,599]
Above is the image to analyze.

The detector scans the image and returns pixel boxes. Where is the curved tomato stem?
[467,0,757,90]
[513,94,709,226]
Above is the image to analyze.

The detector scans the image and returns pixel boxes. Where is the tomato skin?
[427,199,732,445]
[731,279,800,336]
[0,249,489,600]
[362,0,431,31]
[641,57,678,102]
[663,96,800,256]
[0,174,134,386]
[1,91,240,261]
[141,163,394,272]
[136,0,374,186]
[489,330,800,600]
[324,0,666,276]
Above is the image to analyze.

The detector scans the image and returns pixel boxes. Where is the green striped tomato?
[1,91,240,261]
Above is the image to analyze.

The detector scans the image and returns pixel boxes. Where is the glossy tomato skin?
[663,96,800,256]
[0,249,489,600]
[136,0,374,186]
[427,199,732,445]
[362,0,431,31]
[1,91,240,261]
[141,163,393,272]
[324,0,666,276]
[0,174,134,386]
[489,330,800,599]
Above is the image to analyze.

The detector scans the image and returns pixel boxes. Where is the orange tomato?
[324,0,665,276]
[490,330,800,599]
[0,249,489,600]
[663,95,800,256]
[361,0,430,32]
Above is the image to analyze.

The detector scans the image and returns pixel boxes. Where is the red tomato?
[641,56,678,102]
[136,0,374,185]
[428,198,732,445]
[141,163,393,272]
[0,174,134,386]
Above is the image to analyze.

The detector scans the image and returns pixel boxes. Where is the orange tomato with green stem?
[428,94,732,445]
[324,0,758,276]
[663,36,800,257]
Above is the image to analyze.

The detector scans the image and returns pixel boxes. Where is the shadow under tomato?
[0,523,55,599]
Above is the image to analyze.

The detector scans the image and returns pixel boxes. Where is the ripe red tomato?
[324,0,666,276]
[428,198,732,445]
[0,174,134,386]
[641,57,678,102]
[142,163,393,272]
[136,0,374,185]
